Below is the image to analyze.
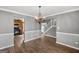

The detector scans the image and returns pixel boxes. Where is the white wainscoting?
[45,34,56,38]
[25,30,41,42]
[0,33,14,50]
[56,32,79,50]
[0,30,41,50]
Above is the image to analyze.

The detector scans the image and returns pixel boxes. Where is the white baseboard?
[25,30,41,33]
[0,44,14,50]
[0,36,41,50]
[56,42,79,50]
[56,32,79,50]
[24,36,41,42]
[0,33,14,50]
[45,34,56,38]
[0,30,41,50]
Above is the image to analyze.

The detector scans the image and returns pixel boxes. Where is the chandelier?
[35,6,44,24]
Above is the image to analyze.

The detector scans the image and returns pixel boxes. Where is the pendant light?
[35,6,44,24]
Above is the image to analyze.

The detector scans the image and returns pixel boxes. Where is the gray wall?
[56,10,79,48]
[0,11,14,34]
[0,10,41,49]
[24,17,41,31]
[57,11,79,34]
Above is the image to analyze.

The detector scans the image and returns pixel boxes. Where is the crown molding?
[0,8,35,18]
[45,8,79,18]
[0,7,79,19]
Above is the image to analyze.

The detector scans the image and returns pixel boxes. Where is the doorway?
[14,19,24,35]
[14,18,25,51]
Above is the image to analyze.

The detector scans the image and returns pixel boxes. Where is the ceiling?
[0,6,79,17]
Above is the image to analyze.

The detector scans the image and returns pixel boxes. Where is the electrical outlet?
[57,27,60,30]
[75,42,78,45]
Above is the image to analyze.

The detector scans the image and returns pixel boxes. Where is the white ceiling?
[0,6,79,17]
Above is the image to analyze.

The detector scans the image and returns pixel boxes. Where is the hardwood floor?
[0,36,79,53]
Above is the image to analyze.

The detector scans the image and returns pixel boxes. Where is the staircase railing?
[43,19,56,34]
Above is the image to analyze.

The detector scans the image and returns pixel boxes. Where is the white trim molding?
[24,36,41,42]
[0,44,14,50]
[0,33,14,50]
[56,32,79,50]
[0,30,41,50]
[45,8,79,17]
[0,8,34,18]
[0,33,14,36]
[0,36,41,50]
[56,42,79,50]
[0,7,79,18]
[45,34,56,38]
[25,30,41,42]
[25,30,41,33]
[56,32,79,36]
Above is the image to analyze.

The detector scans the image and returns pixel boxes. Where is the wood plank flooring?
[0,36,79,53]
